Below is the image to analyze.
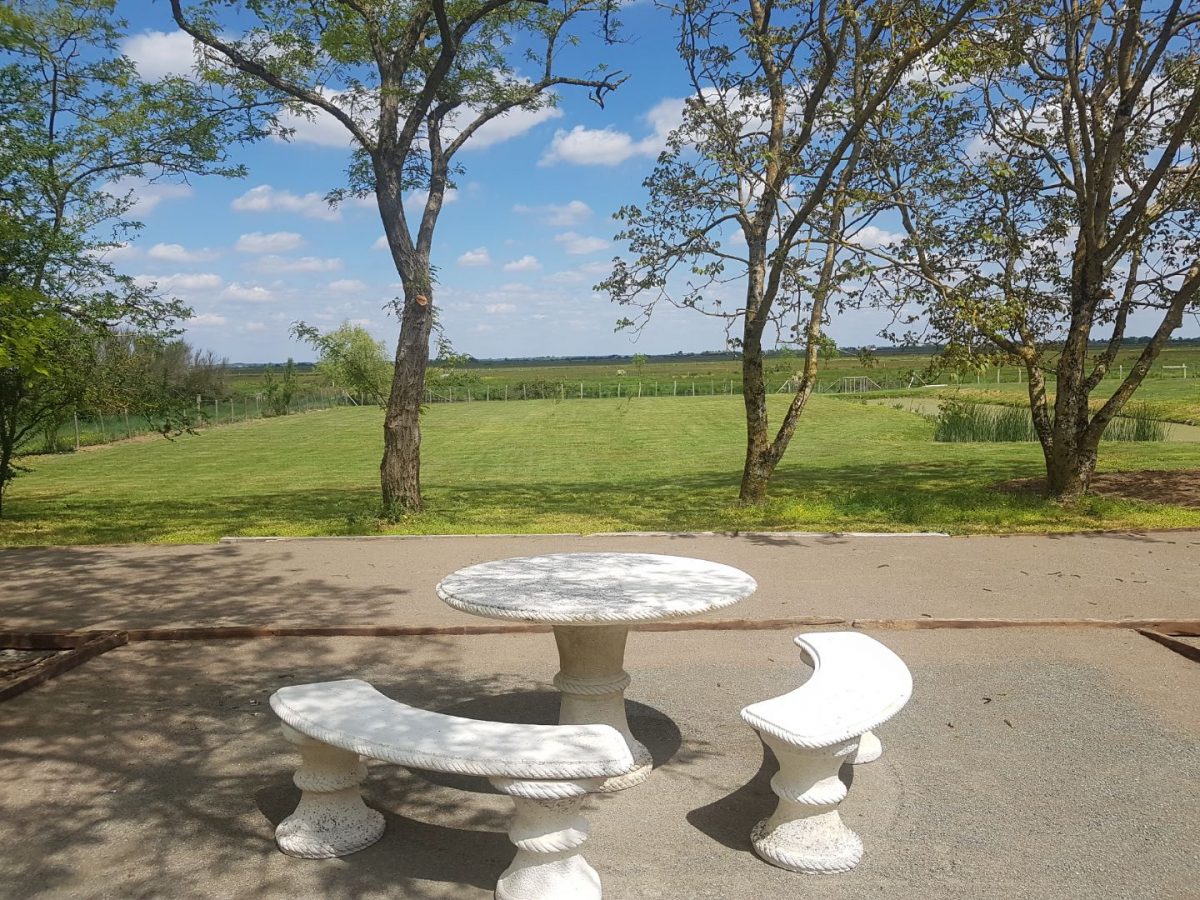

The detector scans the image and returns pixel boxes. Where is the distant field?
[222,344,1200,409]
[4,396,1199,546]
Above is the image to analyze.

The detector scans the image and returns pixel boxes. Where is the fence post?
[74,411,81,450]
[673,380,677,396]
[638,381,642,398]
[580,382,583,399]
[487,386,491,401]
[617,382,621,398]
[561,383,565,400]
[98,411,106,442]
[124,408,132,438]
[505,385,508,401]
[450,386,454,402]
[692,381,696,396]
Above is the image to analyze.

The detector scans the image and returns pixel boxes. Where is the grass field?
[3,395,1199,546]
[226,343,1200,403]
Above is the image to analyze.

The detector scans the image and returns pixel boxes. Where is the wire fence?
[29,362,1187,453]
[35,389,357,454]
[422,370,999,403]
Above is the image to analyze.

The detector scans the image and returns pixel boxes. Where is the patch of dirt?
[1001,469,1200,508]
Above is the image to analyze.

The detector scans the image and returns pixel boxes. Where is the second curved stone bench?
[740,631,913,874]
[270,678,636,900]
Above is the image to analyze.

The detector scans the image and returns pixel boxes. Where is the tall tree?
[293,320,390,405]
[0,0,251,514]
[866,0,1200,499]
[601,0,979,504]
[170,0,626,513]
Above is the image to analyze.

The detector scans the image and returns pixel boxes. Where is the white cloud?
[540,97,680,166]
[147,242,218,263]
[503,255,541,273]
[465,105,564,149]
[485,303,517,314]
[457,247,492,267]
[231,185,339,221]
[122,30,198,80]
[89,242,140,262]
[135,272,224,292]
[851,225,904,249]
[190,313,228,327]
[543,260,610,285]
[244,321,267,332]
[249,255,343,274]
[328,278,368,294]
[235,231,305,254]
[554,232,609,255]
[108,178,194,215]
[513,200,592,226]
[404,188,459,211]
[641,96,686,153]
[541,126,642,166]
[275,89,359,148]
[222,282,275,302]
[372,235,389,251]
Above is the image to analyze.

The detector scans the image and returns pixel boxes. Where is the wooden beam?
[0,631,128,703]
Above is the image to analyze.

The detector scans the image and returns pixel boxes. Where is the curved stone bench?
[270,678,636,900]
[740,632,912,874]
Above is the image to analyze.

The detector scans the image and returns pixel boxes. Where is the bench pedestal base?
[751,734,862,874]
[275,725,384,859]
[851,730,882,764]
[491,777,605,900]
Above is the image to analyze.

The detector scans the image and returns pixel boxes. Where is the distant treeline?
[444,336,1200,369]
[230,335,1200,372]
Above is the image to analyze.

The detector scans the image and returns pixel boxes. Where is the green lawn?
[2,396,1199,546]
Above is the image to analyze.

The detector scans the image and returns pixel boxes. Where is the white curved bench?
[270,679,635,900]
[740,632,912,874]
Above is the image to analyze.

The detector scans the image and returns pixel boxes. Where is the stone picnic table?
[436,551,758,790]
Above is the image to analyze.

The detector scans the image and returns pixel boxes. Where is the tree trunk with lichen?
[380,280,433,513]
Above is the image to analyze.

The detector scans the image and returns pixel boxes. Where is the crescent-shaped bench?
[270,679,636,900]
[740,631,913,874]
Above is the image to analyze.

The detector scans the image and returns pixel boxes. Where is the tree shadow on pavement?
[0,636,580,899]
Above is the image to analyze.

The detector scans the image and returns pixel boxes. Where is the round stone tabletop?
[436,552,757,625]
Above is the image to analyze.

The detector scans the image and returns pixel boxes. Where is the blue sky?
[112,2,1198,364]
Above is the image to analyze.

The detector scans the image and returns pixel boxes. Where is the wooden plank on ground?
[0,631,129,703]
[1137,629,1200,664]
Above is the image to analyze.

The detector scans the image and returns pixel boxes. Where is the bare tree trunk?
[380,282,434,512]
[1044,432,1099,500]
[739,259,773,505]
[739,345,772,505]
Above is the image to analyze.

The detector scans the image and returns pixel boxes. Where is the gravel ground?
[2,530,1200,631]
[1,627,1196,900]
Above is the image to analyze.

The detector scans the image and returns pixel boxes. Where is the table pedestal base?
[553,625,653,791]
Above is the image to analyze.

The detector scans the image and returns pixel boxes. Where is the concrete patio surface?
[3,530,1200,631]
[2,626,1197,899]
